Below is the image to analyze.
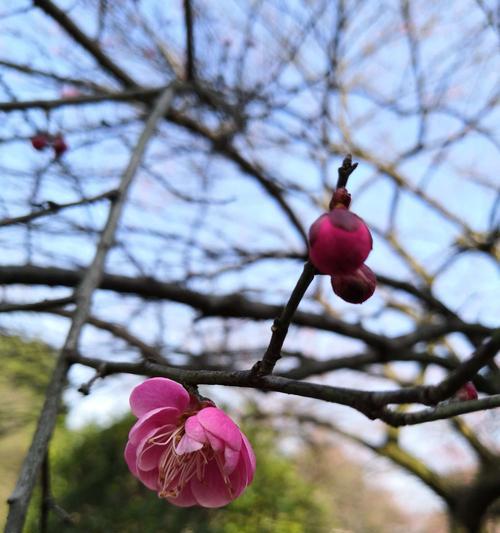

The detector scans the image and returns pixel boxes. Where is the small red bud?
[331,264,376,303]
[309,209,372,275]
[329,187,351,210]
[453,382,478,402]
[52,135,68,157]
[31,133,49,151]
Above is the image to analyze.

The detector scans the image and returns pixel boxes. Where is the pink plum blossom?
[124,377,256,508]
[309,207,372,276]
[453,382,478,402]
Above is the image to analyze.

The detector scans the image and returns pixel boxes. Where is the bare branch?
[183,0,196,81]
[33,0,137,87]
[5,84,176,533]
[0,189,117,228]
[252,261,317,375]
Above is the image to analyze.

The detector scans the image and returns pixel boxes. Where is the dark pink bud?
[309,209,372,275]
[329,187,351,210]
[454,382,478,402]
[31,133,49,151]
[331,264,376,303]
[53,135,68,157]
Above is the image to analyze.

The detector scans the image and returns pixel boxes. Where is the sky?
[1,0,499,521]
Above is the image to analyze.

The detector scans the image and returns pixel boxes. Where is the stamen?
[153,425,216,499]
[214,451,234,497]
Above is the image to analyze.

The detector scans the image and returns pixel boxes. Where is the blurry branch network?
[5,85,177,533]
[0,1,499,532]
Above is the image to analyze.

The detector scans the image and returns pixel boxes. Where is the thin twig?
[183,0,196,81]
[0,189,118,228]
[251,261,317,375]
[0,87,162,112]
[78,363,107,395]
[33,0,137,87]
[0,297,75,313]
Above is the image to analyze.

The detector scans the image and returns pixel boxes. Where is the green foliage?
[0,334,54,393]
[207,426,333,533]
[0,335,55,435]
[26,418,332,533]
[0,335,55,528]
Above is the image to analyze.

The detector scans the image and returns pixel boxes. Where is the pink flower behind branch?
[124,377,256,508]
[453,382,478,402]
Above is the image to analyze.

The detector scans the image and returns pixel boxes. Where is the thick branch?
[0,264,492,349]
[0,264,390,347]
[66,354,500,426]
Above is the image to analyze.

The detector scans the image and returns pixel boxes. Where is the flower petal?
[124,441,138,476]
[190,460,233,508]
[197,407,242,451]
[205,431,224,452]
[176,433,204,454]
[137,467,159,491]
[228,455,247,499]
[138,442,165,472]
[129,378,190,418]
[129,406,178,445]
[136,424,171,471]
[223,446,241,476]
[184,415,208,444]
[167,484,197,507]
[240,433,256,483]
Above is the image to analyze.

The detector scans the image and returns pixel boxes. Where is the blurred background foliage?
[3,335,412,533]
[0,334,55,526]
[24,416,413,533]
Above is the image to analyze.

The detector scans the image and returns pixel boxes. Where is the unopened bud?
[329,187,351,210]
[31,133,49,151]
[453,382,478,402]
[53,135,68,157]
[331,264,376,304]
[309,209,372,276]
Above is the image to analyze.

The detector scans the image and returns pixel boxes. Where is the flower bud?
[329,187,351,210]
[31,133,49,151]
[331,264,376,303]
[453,382,478,402]
[309,209,372,275]
[53,135,68,157]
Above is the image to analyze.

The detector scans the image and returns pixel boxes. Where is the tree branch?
[0,264,391,348]
[65,351,500,426]
[33,0,137,87]
[0,88,162,112]
[5,84,176,533]
[183,0,195,81]
[252,261,317,375]
[0,189,117,228]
